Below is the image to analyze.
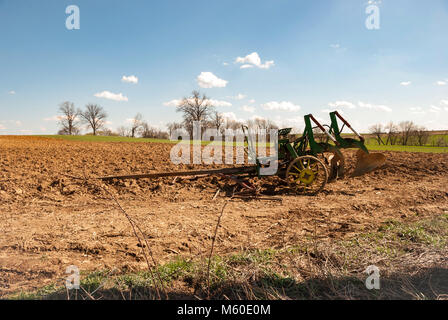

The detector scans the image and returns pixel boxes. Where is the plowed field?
[1,136,447,296]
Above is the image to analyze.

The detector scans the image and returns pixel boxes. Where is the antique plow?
[98,111,385,196]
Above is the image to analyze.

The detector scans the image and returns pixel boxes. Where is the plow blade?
[352,149,386,177]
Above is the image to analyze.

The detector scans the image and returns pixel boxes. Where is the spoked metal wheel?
[286,156,328,195]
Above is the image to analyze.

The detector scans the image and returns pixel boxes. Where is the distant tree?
[79,104,107,136]
[176,90,215,136]
[58,127,80,135]
[399,121,416,146]
[58,101,80,135]
[97,128,117,136]
[414,126,429,146]
[253,118,278,131]
[225,119,243,131]
[117,126,130,137]
[166,122,183,137]
[210,111,225,133]
[369,124,385,145]
[312,127,327,143]
[130,113,143,138]
[385,122,399,145]
[141,121,169,139]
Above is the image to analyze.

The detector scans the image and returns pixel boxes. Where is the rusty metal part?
[352,149,386,177]
[99,166,257,181]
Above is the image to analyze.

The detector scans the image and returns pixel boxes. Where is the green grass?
[27,134,448,153]
[38,135,176,144]
[365,144,448,153]
[34,135,266,147]
[8,214,448,300]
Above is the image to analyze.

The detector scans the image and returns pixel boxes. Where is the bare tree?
[415,126,429,146]
[176,90,215,135]
[385,122,399,145]
[130,113,143,138]
[210,111,225,133]
[117,126,130,137]
[58,101,80,135]
[252,118,278,131]
[225,119,243,131]
[58,127,80,135]
[399,121,416,146]
[166,122,183,137]
[79,104,108,136]
[141,121,169,139]
[369,124,385,145]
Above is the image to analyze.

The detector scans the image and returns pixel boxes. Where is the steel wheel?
[286,156,328,195]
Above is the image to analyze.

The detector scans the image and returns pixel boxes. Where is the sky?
[1,0,448,135]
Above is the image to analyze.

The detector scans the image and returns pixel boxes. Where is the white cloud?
[43,115,63,121]
[242,105,255,113]
[330,44,340,49]
[94,91,128,102]
[430,105,441,113]
[222,112,244,123]
[8,90,16,95]
[227,93,246,100]
[261,101,301,112]
[209,99,232,107]
[328,101,356,109]
[164,98,232,107]
[163,99,182,107]
[327,100,392,112]
[1,120,22,126]
[251,115,266,121]
[197,72,228,88]
[0,124,6,130]
[436,81,446,86]
[222,62,229,66]
[121,75,138,84]
[235,52,275,70]
[222,112,237,121]
[358,101,392,112]
[410,107,425,115]
[274,116,305,130]
[400,81,412,86]
[248,99,256,104]
[240,64,254,69]
[321,108,344,115]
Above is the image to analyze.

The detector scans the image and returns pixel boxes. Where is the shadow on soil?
[21,267,448,300]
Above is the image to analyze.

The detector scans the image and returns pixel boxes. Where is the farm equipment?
[327,111,386,177]
[99,111,385,196]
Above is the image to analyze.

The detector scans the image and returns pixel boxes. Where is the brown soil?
[1,136,447,296]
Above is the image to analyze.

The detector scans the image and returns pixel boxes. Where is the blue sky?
[1,0,447,134]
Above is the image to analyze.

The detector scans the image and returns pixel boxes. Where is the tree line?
[57,91,278,139]
[57,102,168,139]
[59,92,443,146]
[368,122,446,147]
[167,90,278,137]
